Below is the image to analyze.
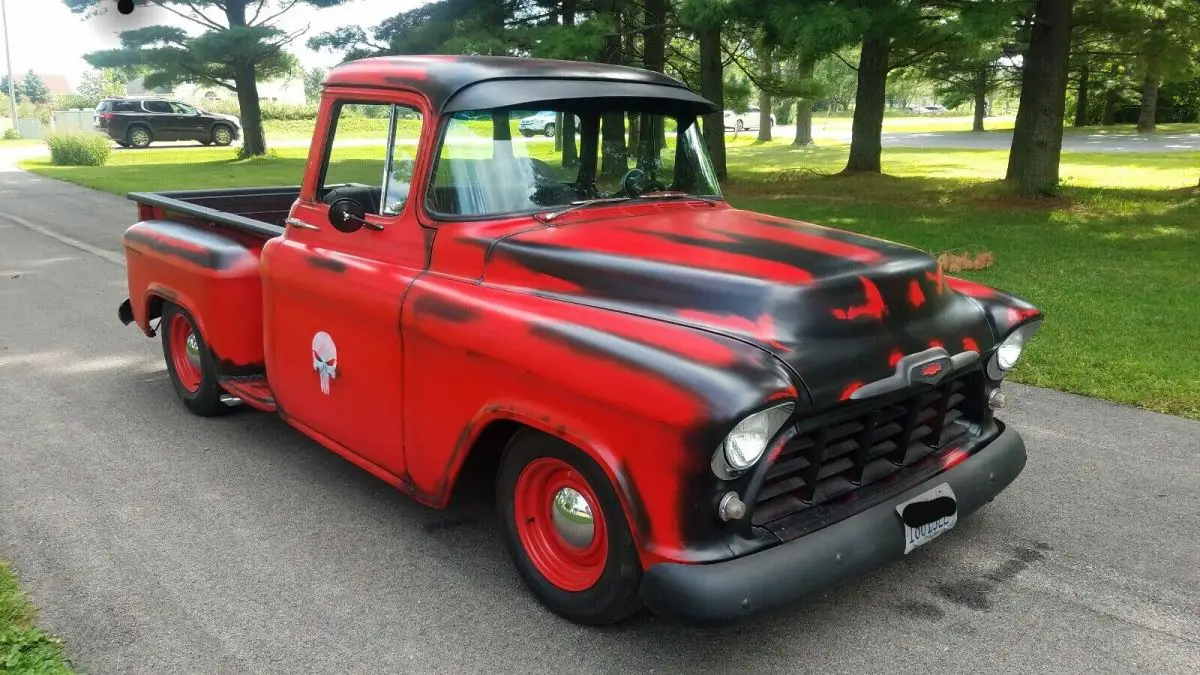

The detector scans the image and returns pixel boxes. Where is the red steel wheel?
[160,303,227,417]
[167,313,203,393]
[512,457,608,592]
[497,431,643,624]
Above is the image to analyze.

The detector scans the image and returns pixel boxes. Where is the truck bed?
[127,186,298,239]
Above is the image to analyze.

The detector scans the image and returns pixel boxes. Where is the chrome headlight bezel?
[711,402,796,479]
[987,319,1041,380]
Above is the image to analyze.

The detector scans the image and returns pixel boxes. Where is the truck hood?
[482,205,998,409]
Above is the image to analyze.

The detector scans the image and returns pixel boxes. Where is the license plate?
[896,483,958,554]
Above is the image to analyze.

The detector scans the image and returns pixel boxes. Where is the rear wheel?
[497,431,642,625]
[735,119,745,131]
[212,125,233,146]
[160,303,226,417]
[128,126,152,148]
[544,123,556,137]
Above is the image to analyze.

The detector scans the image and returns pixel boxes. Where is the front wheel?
[544,123,556,137]
[497,431,643,625]
[212,125,233,146]
[160,303,227,417]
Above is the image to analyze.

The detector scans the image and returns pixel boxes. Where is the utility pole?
[1,0,17,129]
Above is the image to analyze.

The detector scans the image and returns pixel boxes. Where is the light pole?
[0,0,18,130]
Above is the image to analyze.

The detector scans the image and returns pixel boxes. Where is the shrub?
[2,127,19,140]
[194,99,318,121]
[44,131,112,166]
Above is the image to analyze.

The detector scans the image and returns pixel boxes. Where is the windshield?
[427,106,722,218]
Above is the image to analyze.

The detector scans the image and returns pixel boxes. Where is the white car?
[723,107,777,131]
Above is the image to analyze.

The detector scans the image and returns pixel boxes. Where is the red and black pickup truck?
[116,55,1044,625]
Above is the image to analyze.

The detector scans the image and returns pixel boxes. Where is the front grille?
[752,372,984,528]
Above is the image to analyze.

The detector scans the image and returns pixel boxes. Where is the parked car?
[723,107,776,131]
[94,96,242,148]
[519,110,558,137]
[115,55,1042,626]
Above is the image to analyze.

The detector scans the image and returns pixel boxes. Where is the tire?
[128,125,152,148]
[520,130,534,138]
[160,303,227,417]
[735,119,745,131]
[212,125,234,146]
[497,430,642,625]
[544,123,556,138]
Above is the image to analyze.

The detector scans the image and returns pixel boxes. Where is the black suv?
[94,97,242,148]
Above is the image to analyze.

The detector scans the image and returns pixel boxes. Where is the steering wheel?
[617,168,666,197]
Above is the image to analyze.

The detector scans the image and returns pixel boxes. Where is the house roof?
[37,74,72,96]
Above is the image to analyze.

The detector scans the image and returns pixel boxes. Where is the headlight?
[713,403,795,476]
[987,319,1041,380]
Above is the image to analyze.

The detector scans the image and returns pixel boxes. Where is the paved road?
[1,168,1198,673]
[749,125,1200,153]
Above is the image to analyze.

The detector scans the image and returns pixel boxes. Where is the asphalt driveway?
[0,169,1197,673]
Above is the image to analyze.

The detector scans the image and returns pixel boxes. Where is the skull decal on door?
[312,331,338,394]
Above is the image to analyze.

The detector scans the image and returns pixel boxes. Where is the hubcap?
[551,487,594,548]
[512,457,608,591]
[185,333,201,368]
[132,129,148,144]
[215,128,230,143]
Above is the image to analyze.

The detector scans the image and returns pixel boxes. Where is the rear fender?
[122,219,266,377]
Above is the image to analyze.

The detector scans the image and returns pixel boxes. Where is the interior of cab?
[313,96,722,222]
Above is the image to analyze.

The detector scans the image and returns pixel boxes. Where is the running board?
[218,376,276,412]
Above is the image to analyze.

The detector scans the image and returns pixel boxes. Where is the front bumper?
[639,424,1027,623]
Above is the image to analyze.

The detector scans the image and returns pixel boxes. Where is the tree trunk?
[225,1,266,156]
[1005,0,1074,196]
[561,0,578,167]
[1134,26,1164,131]
[972,66,988,132]
[1073,59,1089,127]
[643,0,666,73]
[699,22,725,179]
[793,58,814,146]
[844,29,890,173]
[599,0,626,178]
[1137,18,1166,132]
[234,64,266,157]
[756,49,773,142]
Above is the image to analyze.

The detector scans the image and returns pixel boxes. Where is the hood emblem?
[849,346,978,401]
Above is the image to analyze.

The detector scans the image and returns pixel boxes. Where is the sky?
[0,0,427,89]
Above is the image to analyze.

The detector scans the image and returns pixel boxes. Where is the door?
[170,101,207,141]
[140,99,178,140]
[261,94,430,479]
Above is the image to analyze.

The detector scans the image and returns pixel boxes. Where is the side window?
[143,100,172,114]
[171,102,198,115]
[319,102,423,218]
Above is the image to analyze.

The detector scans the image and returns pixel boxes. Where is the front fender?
[946,275,1044,340]
[400,276,799,566]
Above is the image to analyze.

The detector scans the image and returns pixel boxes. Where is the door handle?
[286,217,320,231]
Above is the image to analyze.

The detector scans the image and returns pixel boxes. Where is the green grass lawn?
[19,138,1200,420]
[0,561,72,674]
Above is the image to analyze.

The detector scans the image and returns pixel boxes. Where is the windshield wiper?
[540,197,632,222]
[636,191,722,206]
